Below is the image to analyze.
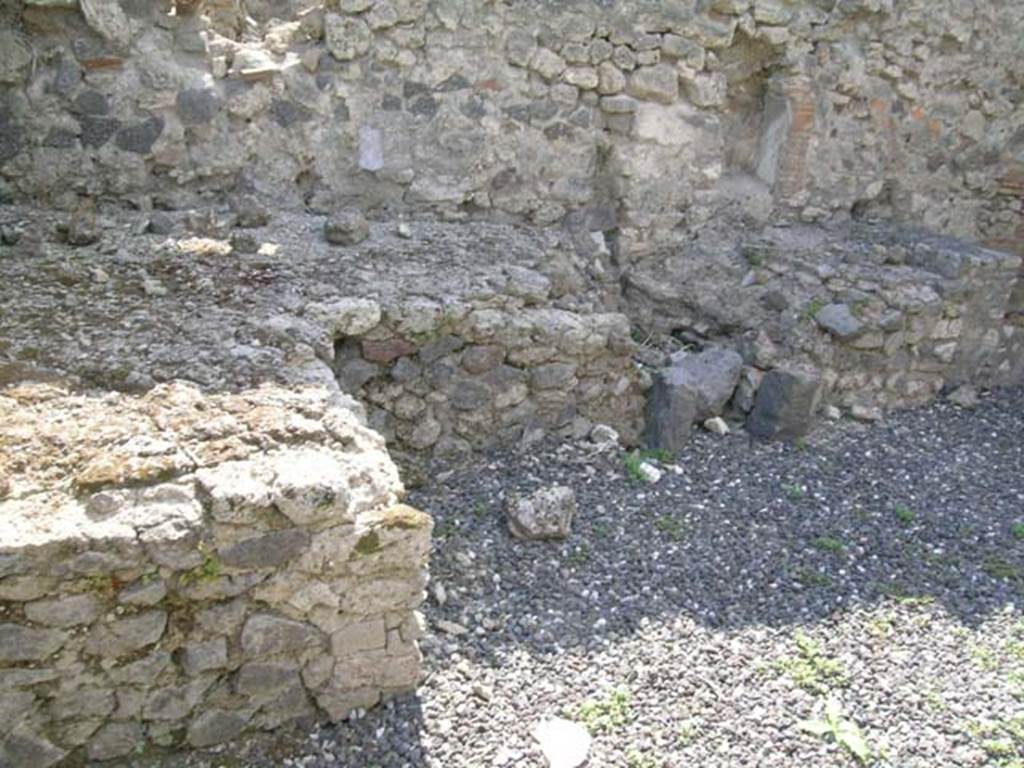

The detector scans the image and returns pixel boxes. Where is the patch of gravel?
[180,388,1024,768]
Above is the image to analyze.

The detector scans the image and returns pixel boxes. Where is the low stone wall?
[323,298,644,454]
[0,205,647,456]
[628,224,1023,431]
[0,381,432,765]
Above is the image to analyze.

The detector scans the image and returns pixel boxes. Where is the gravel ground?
[182,388,1024,768]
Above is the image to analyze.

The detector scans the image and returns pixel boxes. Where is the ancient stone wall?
[0,381,431,764]
[1,0,1021,257]
[627,224,1024,422]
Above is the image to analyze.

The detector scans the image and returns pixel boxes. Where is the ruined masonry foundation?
[0,382,431,764]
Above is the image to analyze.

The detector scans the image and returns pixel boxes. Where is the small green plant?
[969,643,1000,671]
[593,522,611,539]
[782,482,805,500]
[624,452,646,483]
[568,545,590,565]
[924,689,946,712]
[1008,670,1024,700]
[967,717,1024,767]
[179,543,222,587]
[623,449,672,483]
[872,581,934,605]
[799,696,873,765]
[654,515,687,541]
[677,717,703,746]
[574,687,633,734]
[744,248,766,267]
[82,572,118,595]
[867,614,896,639]
[775,632,849,693]
[813,536,844,554]
[434,518,459,539]
[640,448,675,462]
[793,567,833,588]
[1012,523,1024,540]
[983,556,1020,582]
[804,297,826,321]
[894,504,915,525]
[625,749,657,768]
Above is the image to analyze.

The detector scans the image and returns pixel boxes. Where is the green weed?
[623,449,673,483]
[799,697,872,765]
[894,504,915,525]
[983,557,1020,582]
[775,632,849,694]
[625,750,657,768]
[813,536,844,554]
[782,482,805,500]
[568,545,590,566]
[575,687,634,734]
[794,567,833,588]
[179,543,221,587]
[654,515,687,541]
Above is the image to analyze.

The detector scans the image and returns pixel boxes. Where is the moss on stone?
[354,530,382,555]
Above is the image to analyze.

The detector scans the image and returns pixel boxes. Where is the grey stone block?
[815,303,864,340]
[114,116,164,154]
[0,727,66,768]
[0,624,66,662]
[187,709,250,748]
[85,610,167,658]
[241,614,322,657]
[667,346,744,419]
[747,368,823,440]
[176,88,222,125]
[644,367,698,452]
[180,637,228,676]
[87,722,142,761]
[23,593,101,627]
[235,662,301,697]
[219,529,311,569]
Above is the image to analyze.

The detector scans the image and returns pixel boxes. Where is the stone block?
[180,637,228,676]
[0,624,66,662]
[241,614,323,657]
[187,710,250,748]
[627,64,679,104]
[87,722,142,762]
[667,347,744,420]
[324,213,370,247]
[219,529,311,570]
[506,485,576,541]
[23,593,101,627]
[235,662,301,697]
[644,366,698,452]
[84,610,167,659]
[748,368,823,440]
[0,728,66,768]
[814,303,864,340]
[331,617,387,656]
